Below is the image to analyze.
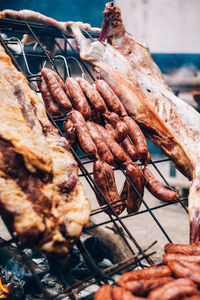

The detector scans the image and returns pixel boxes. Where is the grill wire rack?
[0,18,190,300]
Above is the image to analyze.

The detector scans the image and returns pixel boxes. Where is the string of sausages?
[39,68,179,216]
[94,243,200,300]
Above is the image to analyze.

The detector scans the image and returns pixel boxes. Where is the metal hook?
[6,37,39,76]
[80,28,96,42]
[66,56,86,79]
[53,55,70,78]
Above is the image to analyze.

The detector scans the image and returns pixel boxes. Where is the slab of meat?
[0,43,90,258]
[67,6,200,244]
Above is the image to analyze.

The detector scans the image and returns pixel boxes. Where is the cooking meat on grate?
[67,5,200,244]
[0,44,90,257]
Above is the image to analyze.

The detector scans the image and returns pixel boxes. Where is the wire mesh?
[0,18,191,299]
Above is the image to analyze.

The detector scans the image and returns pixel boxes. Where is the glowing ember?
[0,278,9,298]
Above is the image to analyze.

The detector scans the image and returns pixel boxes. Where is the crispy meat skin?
[68,6,200,243]
[0,44,90,256]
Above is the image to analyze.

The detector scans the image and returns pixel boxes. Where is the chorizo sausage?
[63,119,76,149]
[164,243,200,255]
[112,286,145,300]
[118,265,172,286]
[125,163,145,214]
[93,160,124,215]
[143,168,179,202]
[168,259,200,284]
[76,77,107,113]
[94,285,113,300]
[96,80,127,116]
[86,122,114,165]
[105,122,128,144]
[91,107,102,124]
[163,253,200,264]
[95,124,128,164]
[122,277,174,296]
[123,116,148,161]
[65,77,91,120]
[41,68,72,111]
[121,137,138,162]
[148,278,198,300]
[71,110,97,155]
[40,77,61,116]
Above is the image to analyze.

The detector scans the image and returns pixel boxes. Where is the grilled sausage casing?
[66,77,91,120]
[71,110,97,155]
[143,168,179,202]
[93,160,124,215]
[164,243,200,255]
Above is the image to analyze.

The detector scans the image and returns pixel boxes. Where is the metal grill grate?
[0,18,190,300]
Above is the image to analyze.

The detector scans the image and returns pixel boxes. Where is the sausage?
[112,287,145,300]
[104,112,121,127]
[76,78,107,113]
[96,80,127,116]
[163,253,200,264]
[63,119,76,149]
[125,163,145,214]
[91,107,102,124]
[40,77,61,116]
[143,168,179,202]
[164,243,200,255]
[168,259,200,284]
[123,116,148,161]
[95,124,128,164]
[122,277,174,296]
[86,122,114,165]
[93,160,124,215]
[65,77,91,120]
[71,110,97,155]
[121,137,138,162]
[148,278,198,300]
[41,68,72,111]
[105,122,128,145]
[118,265,172,286]
[183,297,200,300]
[94,285,113,300]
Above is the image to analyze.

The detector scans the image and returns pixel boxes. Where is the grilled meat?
[67,7,200,243]
[0,44,90,257]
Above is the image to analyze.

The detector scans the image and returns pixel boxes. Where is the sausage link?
[95,124,128,164]
[168,259,200,284]
[66,77,91,120]
[125,163,145,213]
[94,285,113,300]
[122,277,174,296]
[121,137,138,162]
[40,77,61,116]
[148,278,198,300]
[104,112,121,127]
[76,78,107,113]
[114,121,128,143]
[183,296,200,300]
[123,116,148,161]
[118,265,172,286]
[96,80,127,116]
[91,107,102,124]
[41,68,72,111]
[164,243,200,255]
[86,122,114,165]
[93,160,124,215]
[163,253,200,264]
[63,119,76,149]
[71,110,97,155]
[112,286,145,300]
[143,168,179,202]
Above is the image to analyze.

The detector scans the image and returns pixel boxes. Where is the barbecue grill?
[0,17,192,300]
